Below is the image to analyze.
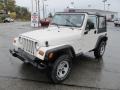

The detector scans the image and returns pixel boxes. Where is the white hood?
[20,26,82,46]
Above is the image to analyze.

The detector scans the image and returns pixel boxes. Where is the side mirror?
[89,23,94,30]
[86,21,95,30]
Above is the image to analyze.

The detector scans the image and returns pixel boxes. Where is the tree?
[0,2,4,10]
[0,0,4,10]
[0,0,4,3]
[48,12,53,18]
[0,0,30,21]
[9,12,16,19]
[7,0,16,12]
[15,6,31,20]
[0,0,15,14]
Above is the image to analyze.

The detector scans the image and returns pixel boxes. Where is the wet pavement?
[0,22,120,90]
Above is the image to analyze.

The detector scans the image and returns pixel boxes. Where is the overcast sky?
[15,0,120,14]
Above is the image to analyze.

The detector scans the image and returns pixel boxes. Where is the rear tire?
[48,55,72,83]
[94,41,106,58]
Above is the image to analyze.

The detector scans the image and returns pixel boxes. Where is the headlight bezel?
[35,42,40,50]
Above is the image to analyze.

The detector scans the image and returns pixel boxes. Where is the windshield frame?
[51,13,85,28]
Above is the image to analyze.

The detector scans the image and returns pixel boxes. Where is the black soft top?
[56,12,105,17]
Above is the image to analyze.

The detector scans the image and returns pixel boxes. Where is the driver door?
[82,15,98,52]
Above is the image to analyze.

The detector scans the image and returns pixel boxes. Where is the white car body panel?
[20,26,83,53]
[15,26,84,60]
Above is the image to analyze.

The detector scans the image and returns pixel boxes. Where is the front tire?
[49,55,72,83]
[94,41,106,58]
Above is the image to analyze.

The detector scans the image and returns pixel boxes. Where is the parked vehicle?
[40,19,50,27]
[3,17,14,23]
[10,11,108,83]
[114,19,120,26]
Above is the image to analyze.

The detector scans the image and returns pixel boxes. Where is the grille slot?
[20,37,36,55]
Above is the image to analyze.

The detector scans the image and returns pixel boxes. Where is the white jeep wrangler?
[10,12,108,83]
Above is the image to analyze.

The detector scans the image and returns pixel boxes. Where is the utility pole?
[45,4,48,18]
[38,0,40,21]
[35,0,38,12]
[31,0,33,12]
[71,2,74,8]
[43,0,47,19]
[107,4,110,11]
[102,0,107,10]
[54,8,55,15]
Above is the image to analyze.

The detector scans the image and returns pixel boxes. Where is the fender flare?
[44,45,76,61]
[95,35,108,49]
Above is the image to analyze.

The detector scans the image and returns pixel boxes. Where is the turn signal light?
[13,39,16,43]
[48,53,54,59]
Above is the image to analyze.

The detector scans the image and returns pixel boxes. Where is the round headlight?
[36,43,40,50]
[13,38,16,43]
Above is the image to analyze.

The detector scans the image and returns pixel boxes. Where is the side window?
[99,17,106,28]
[98,16,106,33]
[99,17,106,29]
[86,16,97,30]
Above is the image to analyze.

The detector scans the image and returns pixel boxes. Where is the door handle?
[84,31,88,35]
[94,30,97,34]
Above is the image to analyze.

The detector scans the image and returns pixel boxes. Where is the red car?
[40,19,50,27]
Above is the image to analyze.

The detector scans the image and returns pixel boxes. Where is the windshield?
[51,14,85,27]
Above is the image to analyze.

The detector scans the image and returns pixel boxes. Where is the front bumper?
[9,49,47,69]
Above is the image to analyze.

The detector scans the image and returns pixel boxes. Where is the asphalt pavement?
[0,22,120,90]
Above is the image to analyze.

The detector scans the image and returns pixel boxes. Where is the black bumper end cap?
[9,49,18,57]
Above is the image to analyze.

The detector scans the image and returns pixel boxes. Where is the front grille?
[19,37,36,55]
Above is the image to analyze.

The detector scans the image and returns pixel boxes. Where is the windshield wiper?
[65,19,78,27]
[51,23,60,28]
[60,24,74,30]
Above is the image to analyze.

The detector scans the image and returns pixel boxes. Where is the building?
[65,9,118,21]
